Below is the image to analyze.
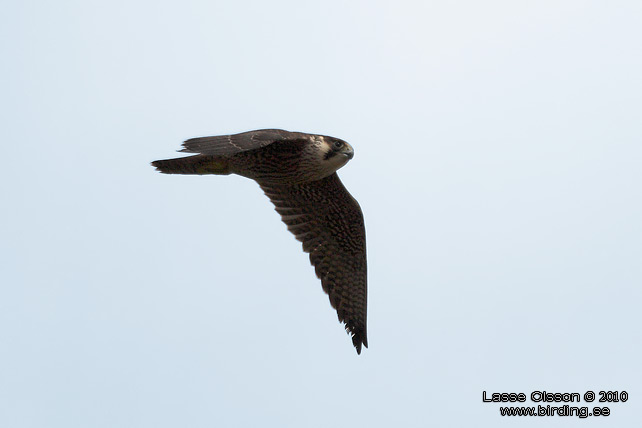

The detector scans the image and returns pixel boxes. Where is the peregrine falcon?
[152,129,368,354]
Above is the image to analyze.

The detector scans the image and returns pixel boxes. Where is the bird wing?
[180,129,298,156]
[259,173,368,354]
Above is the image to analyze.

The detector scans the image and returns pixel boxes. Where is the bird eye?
[333,140,343,150]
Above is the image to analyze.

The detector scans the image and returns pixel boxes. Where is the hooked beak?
[342,143,354,159]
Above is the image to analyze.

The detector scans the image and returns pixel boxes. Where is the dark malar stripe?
[323,151,337,161]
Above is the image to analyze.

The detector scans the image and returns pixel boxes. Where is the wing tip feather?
[352,330,368,355]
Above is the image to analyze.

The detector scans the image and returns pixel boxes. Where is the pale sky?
[1,1,641,427]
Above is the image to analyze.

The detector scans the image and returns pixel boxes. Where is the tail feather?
[151,154,231,175]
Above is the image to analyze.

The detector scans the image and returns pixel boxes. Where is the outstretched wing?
[259,173,368,354]
[180,129,299,156]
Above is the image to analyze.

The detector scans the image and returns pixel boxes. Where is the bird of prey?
[152,129,368,354]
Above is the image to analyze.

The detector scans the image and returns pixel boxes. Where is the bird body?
[152,129,368,354]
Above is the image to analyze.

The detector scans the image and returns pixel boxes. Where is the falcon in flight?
[152,129,368,354]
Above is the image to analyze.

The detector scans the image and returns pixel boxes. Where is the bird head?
[322,136,354,164]
[299,134,355,182]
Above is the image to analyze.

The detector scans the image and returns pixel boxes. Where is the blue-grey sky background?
[1,1,641,427]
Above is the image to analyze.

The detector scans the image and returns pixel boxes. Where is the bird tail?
[151,154,231,175]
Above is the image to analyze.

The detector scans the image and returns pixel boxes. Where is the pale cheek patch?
[314,136,332,162]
